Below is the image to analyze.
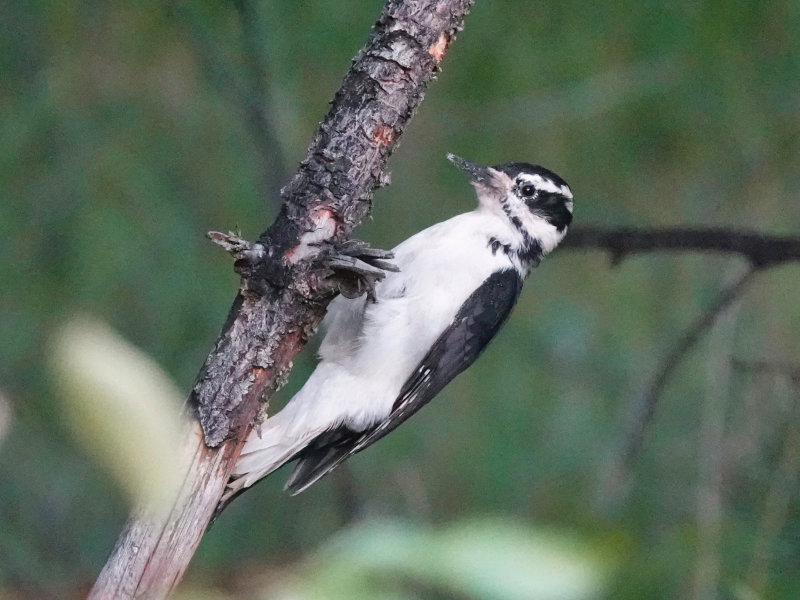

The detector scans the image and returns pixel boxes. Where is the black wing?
[285,269,524,494]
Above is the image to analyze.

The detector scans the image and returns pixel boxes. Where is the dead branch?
[597,267,757,511]
[738,364,800,593]
[571,226,800,511]
[176,1,289,206]
[89,1,473,598]
[233,0,290,205]
[690,295,740,600]
[564,226,800,267]
[731,357,800,385]
[623,268,757,460]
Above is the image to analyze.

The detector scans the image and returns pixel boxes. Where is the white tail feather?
[225,361,362,499]
[229,412,317,489]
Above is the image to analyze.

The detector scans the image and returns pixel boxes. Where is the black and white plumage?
[224,154,573,501]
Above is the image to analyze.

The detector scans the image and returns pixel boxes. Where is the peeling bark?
[89,1,474,598]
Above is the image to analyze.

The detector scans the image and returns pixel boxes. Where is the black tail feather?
[285,426,365,495]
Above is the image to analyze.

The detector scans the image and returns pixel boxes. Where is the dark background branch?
[568,225,800,509]
[568,224,800,503]
[564,226,800,267]
[595,267,758,511]
[233,0,290,206]
[731,358,800,385]
[175,0,290,208]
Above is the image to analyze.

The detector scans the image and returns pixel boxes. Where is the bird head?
[447,153,574,256]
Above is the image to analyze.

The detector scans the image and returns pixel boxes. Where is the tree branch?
[175,1,290,207]
[233,0,290,205]
[571,227,800,512]
[735,361,800,594]
[731,357,800,385]
[597,267,757,512]
[563,226,800,267]
[89,1,473,598]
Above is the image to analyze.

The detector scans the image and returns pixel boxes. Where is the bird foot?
[321,239,399,300]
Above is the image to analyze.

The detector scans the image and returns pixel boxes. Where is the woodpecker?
[223,154,573,503]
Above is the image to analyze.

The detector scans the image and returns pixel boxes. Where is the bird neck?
[477,205,566,275]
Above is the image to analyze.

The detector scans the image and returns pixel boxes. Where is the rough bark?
[88,1,473,598]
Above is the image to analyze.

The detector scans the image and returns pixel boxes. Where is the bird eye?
[520,184,536,198]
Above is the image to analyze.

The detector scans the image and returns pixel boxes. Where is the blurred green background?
[2,0,800,598]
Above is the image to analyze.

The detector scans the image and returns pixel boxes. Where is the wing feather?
[286,269,523,494]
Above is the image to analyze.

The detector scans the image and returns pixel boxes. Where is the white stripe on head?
[518,173,573,199]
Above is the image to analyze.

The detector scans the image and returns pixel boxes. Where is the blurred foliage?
[1,0,800,598]
[50,316,184,510]
[261,518,611,600]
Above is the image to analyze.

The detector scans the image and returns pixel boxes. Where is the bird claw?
[321,240,399,300]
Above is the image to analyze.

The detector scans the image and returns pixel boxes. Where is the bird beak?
[446,153,497,187]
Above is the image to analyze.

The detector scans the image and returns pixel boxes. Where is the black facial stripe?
[495,162,573,237]
[544,205,572,232]
[533,201,572,232]
[508,178,572,235]
[517,237,543,267]
[530,190,558,204]
[519,190,572,233]
[499,199,544,268]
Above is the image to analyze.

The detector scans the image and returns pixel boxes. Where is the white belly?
[286,210,518,432]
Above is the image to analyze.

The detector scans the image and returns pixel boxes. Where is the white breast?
[283,208,518,434]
